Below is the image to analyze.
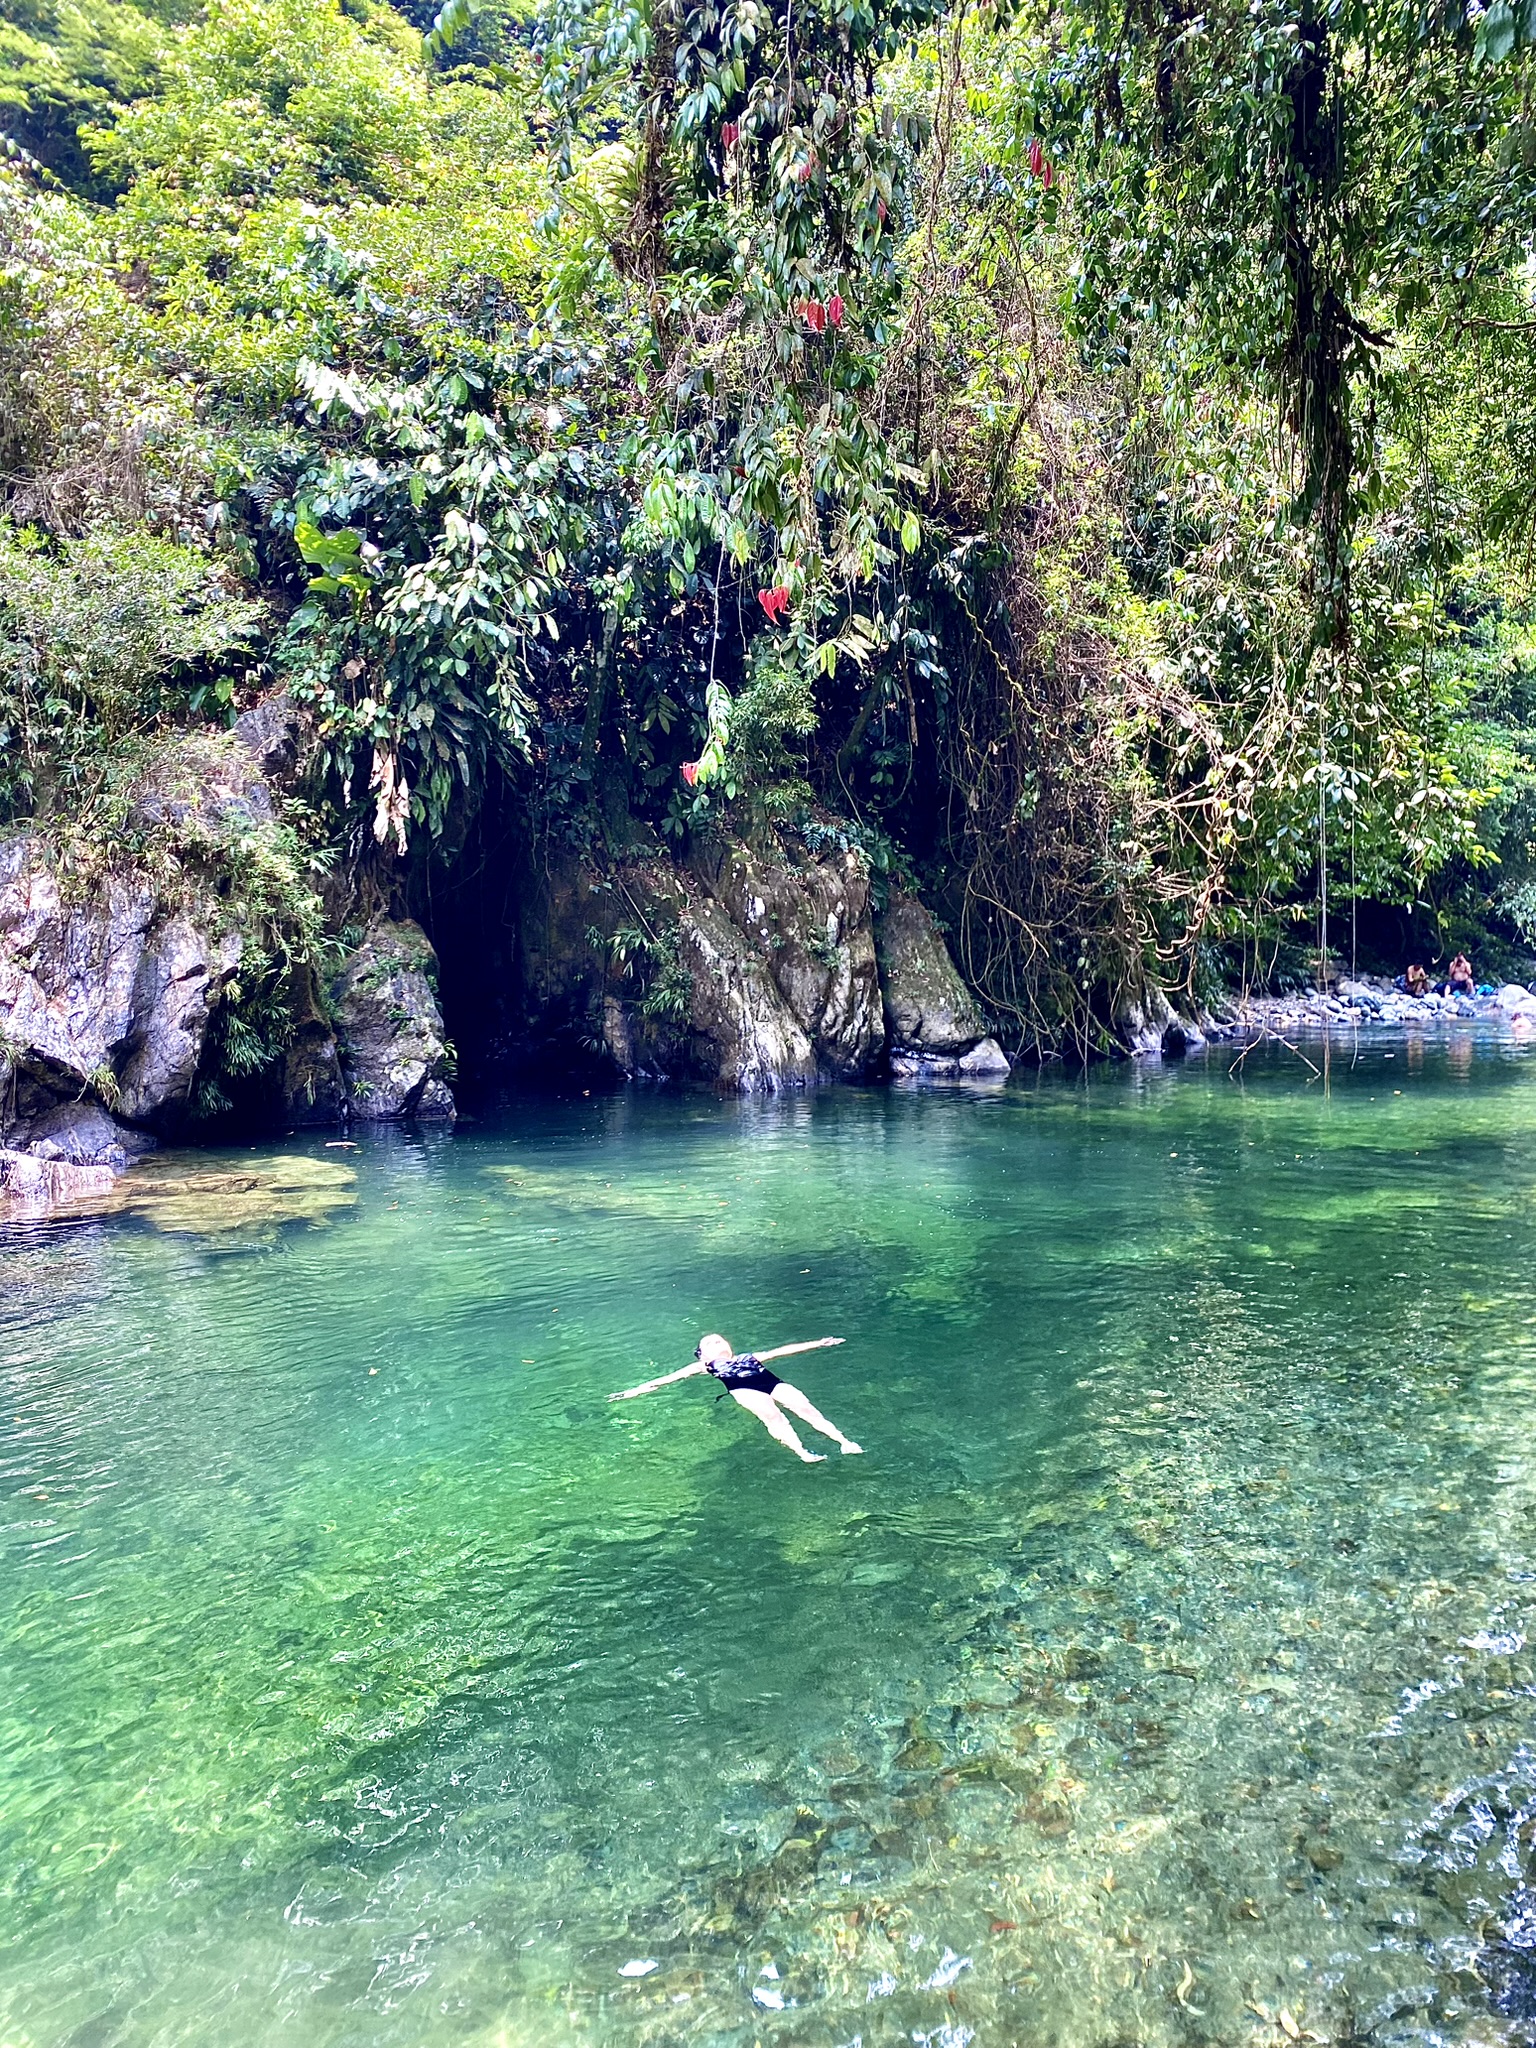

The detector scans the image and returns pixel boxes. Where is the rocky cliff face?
[0,832,241,1182]
[0,715,461,1218]
[0,693,1216,1229]
[493,836,1004,1093]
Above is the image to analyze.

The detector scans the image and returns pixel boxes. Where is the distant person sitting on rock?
[1400,962,1429,997]
[1447,952,1474,997]
[610,1334,863,1463]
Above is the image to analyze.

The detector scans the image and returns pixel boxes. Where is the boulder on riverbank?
[871,897,1011,1079]
[874,896,988,1057]
[708,843,885,1078]
[329,919,456,1121]
[1224,972,1536,1035]
[0,832,240,1148]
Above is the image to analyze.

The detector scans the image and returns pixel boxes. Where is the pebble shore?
[1218,974,1536,1039]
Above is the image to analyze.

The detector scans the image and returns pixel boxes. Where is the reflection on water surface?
[5,1037,1536,2046]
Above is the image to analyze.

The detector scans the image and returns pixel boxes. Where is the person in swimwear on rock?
[609,1334,863,1463]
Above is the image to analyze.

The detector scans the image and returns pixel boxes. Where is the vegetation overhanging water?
[7,1038,1536,2047]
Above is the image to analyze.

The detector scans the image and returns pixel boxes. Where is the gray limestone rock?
[130,730,276,835]
[233,692,300,779]
[874,896,986,1056]
[709,844,884,1078]
[1115,987,1209,1058]
[515,843,883,1091]
[0,835,239,1130]
[19,1100,154,1171]
[667,891,819,1093]
[116,917,242,1123]
[958,1035,1011,1075]
[1116,987,1179,1058]
[330,919,457,1121]
[0,835,156,1087]
[890,1035,1011,1081]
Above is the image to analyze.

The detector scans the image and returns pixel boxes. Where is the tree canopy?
[3,0,1536,1047]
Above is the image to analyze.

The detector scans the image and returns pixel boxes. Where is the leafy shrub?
[0,521,262,820]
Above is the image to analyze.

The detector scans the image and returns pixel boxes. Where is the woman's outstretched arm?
[609,1362,709,1401]
[754,1337,844,1362]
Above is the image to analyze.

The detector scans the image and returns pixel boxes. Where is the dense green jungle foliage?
[4,0,1536,1053]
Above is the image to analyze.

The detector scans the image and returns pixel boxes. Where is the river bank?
[1219,973,1536,1041]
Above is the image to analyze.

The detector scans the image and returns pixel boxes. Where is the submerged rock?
[117,1151,357,1235]
[330,919,456,1121]
[0,1147,120,1219]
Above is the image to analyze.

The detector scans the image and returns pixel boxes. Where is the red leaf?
[828,293,845,327]
[757,588,779,619]
[806,300,826,332]
[1043,160,1054,189]
[1028,136,1043,177]
[876,198,888,221]
[680,760,699,786]
[721,121,739,147]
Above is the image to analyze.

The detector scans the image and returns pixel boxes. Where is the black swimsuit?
[706,1352,782,1396]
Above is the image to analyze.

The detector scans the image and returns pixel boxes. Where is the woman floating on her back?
[610,1335,862,1463]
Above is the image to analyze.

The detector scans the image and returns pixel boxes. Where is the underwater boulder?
[119,1151,357,1234]
[0,1146,119,1218]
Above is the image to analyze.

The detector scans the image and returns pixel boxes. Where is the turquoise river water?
[7,1037,1536,2048]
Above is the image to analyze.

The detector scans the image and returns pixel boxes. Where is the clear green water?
[8,1039,1536,2048]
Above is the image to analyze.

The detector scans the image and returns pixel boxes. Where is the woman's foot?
[840,1440,863,1454]
[797,1450,828,1463]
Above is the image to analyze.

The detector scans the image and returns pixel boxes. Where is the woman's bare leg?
[773,1381,862,1454]
[731,1388,825,1460]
